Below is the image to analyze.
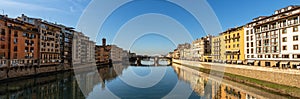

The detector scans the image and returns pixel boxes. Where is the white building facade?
[245,5,300,68]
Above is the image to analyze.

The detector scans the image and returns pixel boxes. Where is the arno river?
[0,61,292,99]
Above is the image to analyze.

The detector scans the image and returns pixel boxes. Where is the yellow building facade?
[221,26,245,64]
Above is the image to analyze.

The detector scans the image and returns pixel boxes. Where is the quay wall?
[0,64,73,81]
[173,59,300,88]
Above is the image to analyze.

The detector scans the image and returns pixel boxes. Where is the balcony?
[270,35,278,38]
[232,36,240,39]
[256,38,262,40]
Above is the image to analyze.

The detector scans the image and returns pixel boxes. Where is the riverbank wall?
[0,62,98,81]
[173,59,300,88]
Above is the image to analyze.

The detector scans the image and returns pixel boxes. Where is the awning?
[237,60,243,64]
[232,50,240,52]
[225,50,240,52]
[232,60,237,63]
[247,60,255,63]
[255,61,260,64]
[290,62,300,65]
[280,62,289,65]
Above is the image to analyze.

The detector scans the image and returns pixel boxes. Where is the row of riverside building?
[170,5,300,69]
[0,14,96,70]
[0,14,129,73]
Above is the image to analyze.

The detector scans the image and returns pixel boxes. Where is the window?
[294,17,299,24]
[246,37,249,41]
[283,21,287,27]
[294,45,299,50]
[31,34,35,39]
[264,40,269,46]
[293,35,298,41]
[25,47,28,52]
[30,47,34,52]
[282,28,287,34]
[237,44,239,47]
[247,43,249,47]
[282,54,289,58]
[13,53,17,59]
[1,29,5,35]
[14,46,18,52]
[14,31,18,37]
[282,37,287,42]
[14,38,18,44]
[0,52,5,58]
[293,54,300,59]
[23,32,27,37]
[273,55,279,58]
[251,42,253,47]
[0,45,4,49]
[251,49,254,53]
[265,62,271,66]
[247,49,249,54]
[283,46,287,50]
[273,46,278,52]
[0,37,4,41]
[246,30,249,35]
[293,26,298,32]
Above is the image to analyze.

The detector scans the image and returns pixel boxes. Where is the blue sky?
[1,0,299,55]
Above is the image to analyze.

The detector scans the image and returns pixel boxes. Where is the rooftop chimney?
[102,38,106,46]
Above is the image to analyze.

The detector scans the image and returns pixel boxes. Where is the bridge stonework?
[134,56,172,66]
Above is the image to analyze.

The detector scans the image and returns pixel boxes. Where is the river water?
[0,61,291,99]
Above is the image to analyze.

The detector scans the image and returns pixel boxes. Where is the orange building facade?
[0,15,39,67]
[0,15,9,67]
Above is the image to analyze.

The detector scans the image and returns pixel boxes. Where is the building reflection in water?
[0,71,85,99]
[72,62,128,97]
[0,62,290,99]
[172,63,288,99]
[0,63,128,99]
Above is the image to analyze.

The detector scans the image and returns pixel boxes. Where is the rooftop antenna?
[0,9,4,15]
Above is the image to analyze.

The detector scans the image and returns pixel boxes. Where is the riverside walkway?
[173,59,300,88]
[201,62,300,75]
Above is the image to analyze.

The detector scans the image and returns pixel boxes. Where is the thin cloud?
[0,0,64,12]
[67,0,86,13]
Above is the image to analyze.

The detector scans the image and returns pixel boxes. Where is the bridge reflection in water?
[172,63,289,99]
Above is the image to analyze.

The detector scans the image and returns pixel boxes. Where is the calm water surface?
[0,61,291,99]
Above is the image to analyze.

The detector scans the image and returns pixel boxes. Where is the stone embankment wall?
[0,65,72,80]
[173,59,300,88]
